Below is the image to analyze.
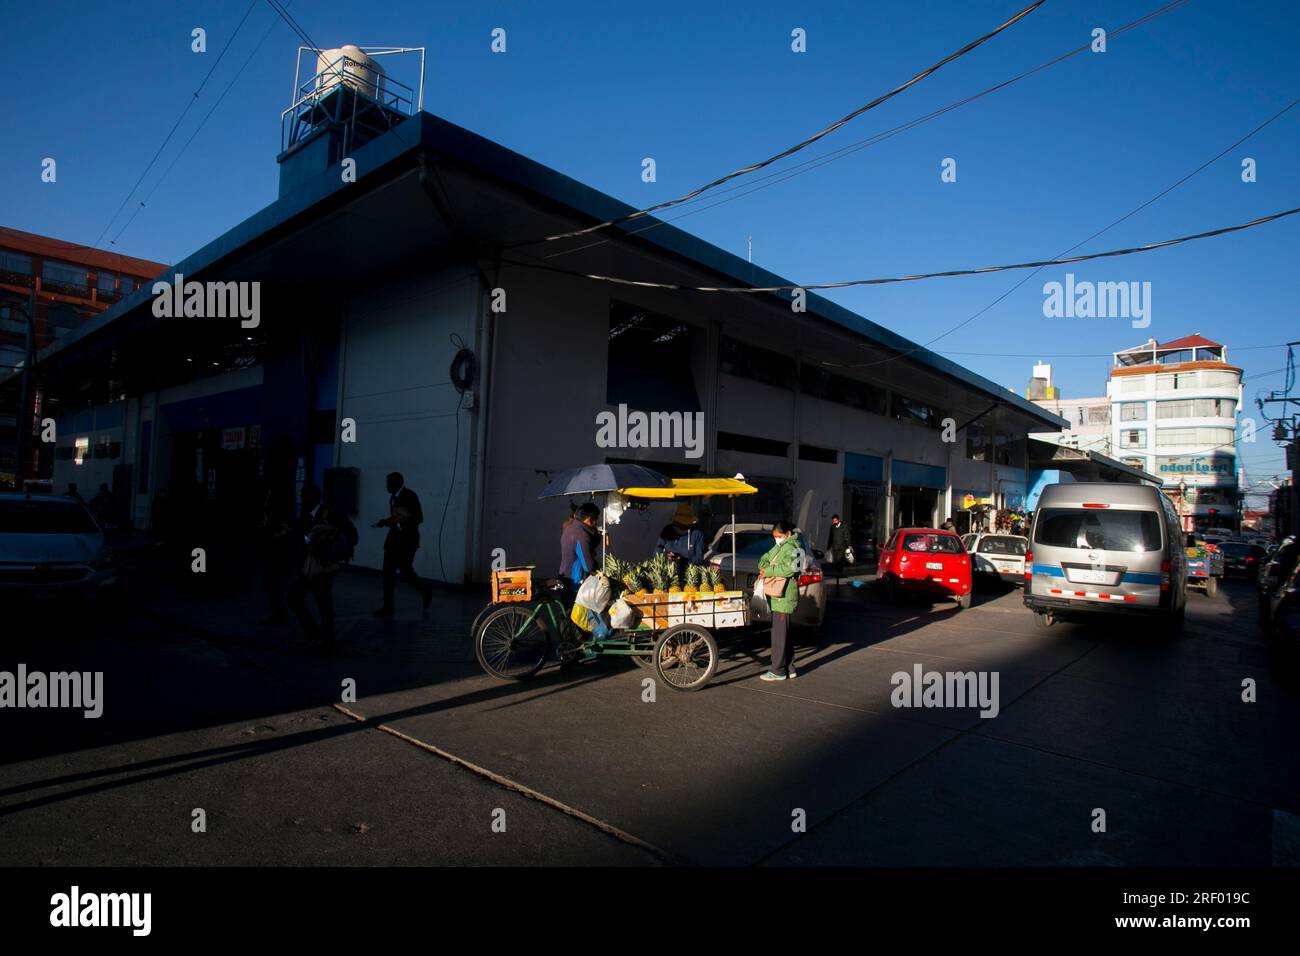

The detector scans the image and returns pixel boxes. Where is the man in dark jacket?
[373,471,433,616]
[827,514,849,577]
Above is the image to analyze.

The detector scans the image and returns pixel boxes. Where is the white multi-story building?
[1107,335,1241,530]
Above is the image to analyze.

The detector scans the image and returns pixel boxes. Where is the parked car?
[1259,535,1299,631]
[1185,533,1226,597]
[704,523,825,630]
[1262,561,1300,664]
[962,532,1028,588]
[0,493,117,602]
[1023,482,1187,635]
[1218,540,1267,579]
[878,528,972,609]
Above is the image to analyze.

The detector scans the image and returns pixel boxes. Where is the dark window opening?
[717,431,788,458]
[891,393,944,429]
[719,337,795,391]
[607,302,702,412]
[799,364,886,414]
[798,443,838,464]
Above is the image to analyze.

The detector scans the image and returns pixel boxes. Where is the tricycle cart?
[473,470,757,692]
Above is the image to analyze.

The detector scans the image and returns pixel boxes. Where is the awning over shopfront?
[1027,436,1158,484]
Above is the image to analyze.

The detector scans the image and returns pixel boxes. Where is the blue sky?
[2,0,1295,501]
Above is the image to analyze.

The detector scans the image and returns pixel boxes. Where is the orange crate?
[492,567,534,603]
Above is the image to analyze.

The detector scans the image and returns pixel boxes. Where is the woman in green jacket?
[757,520,802,681]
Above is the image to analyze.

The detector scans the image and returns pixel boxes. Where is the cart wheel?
[653,624,718,692]
[1205,576,1218,598]
[475,605,549,681]
[631,652,656,670]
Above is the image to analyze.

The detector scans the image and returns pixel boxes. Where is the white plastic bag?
[575,573,611,613]
[608,597,638,629]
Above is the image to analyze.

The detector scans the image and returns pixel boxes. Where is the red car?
[878,528,973,609]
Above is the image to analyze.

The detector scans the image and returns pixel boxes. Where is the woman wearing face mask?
[757,519,801,681]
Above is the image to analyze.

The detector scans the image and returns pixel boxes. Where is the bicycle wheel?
[652,624,718,692]
[475,604,550,681]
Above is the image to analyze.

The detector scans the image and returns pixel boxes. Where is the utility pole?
[1256,339,1299,538]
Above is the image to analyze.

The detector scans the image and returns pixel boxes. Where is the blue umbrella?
[538,463,671,499]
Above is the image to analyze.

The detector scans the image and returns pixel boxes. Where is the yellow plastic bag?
[569,602,594,632]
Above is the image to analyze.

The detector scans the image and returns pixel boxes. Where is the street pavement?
[2,553,1297,867]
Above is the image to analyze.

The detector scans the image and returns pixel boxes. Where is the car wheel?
[1032,610,1055,629]
[957,591,972,610]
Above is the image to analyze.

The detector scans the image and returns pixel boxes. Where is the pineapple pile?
[685,563,703,595]
[707,564,725,593]
[647,553,675,595]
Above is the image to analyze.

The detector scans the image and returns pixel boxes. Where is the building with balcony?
[0,227,167,488]
[1107,334,1242,530]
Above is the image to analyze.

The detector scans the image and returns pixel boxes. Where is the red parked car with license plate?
[878,528,973,609]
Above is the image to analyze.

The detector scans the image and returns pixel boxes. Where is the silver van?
[1024,482,1187,635]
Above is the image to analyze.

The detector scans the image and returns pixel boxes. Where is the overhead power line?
[514,0,1050,247]
[503,205,1300,293]
[94,0,261,249]
[540,0,1192,262]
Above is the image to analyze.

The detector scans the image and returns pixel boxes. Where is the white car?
[0,493,117,601]
[961,532,1028,588]
[704,523,825,630]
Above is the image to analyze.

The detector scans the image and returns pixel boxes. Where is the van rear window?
[1034,509,1161,552]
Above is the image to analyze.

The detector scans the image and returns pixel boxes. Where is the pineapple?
[649,554,673,595]
[708,565,725,593]
[685,563,703,595]
[623,562,647,596]
[603,555,624,598]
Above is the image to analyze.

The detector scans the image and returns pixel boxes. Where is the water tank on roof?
[315,45,385,100]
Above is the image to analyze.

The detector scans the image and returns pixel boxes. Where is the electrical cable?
[536,0,1192,262]
[94,0,261,249]
[511,0,1050,246]
[502,205,1300,293]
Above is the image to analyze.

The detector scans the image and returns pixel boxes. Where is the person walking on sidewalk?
[826,514,848,579]
[373,471,433,616]
[293,485,358,651]
[757,520,802,681]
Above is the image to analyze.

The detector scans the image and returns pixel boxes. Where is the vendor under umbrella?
[656,503,704,564]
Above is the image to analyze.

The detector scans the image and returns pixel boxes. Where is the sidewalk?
[116,537,489,665]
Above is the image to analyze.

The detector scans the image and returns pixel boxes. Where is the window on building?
[607,302,702,412]
[799,364,886,414]
[120,276,137,294]
[1156,427,1234,448]
[1086,405,1110,425]
[966,422,990,461]
[47,304,80,339]
[1119,376,1147,394]
[0,250,33,277]
[1120,402,1146,421]
[1120,429,1146,449]
[717,431,789,458]
[993,432,1025,467]
[1158,349,1193,364]
[42,260,89,291]
[719,336,795,390]
[890,393,944,429]
[1200,370,1239,387]
[96,273,117,295]
[1157,398,1236,419]
[1122,457,1146,471]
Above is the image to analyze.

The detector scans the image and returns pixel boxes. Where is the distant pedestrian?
[758,520,802,681]
[260,484,295,626]
[89,482,113,528]
[64,482,85,504]
[373,471,432,616]
[289,484,357,651]
[940,517,955,532]
[827,514,849,577]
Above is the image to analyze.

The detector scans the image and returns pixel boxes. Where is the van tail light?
[1160,560,1170,591]
[1023,550,1033,580]
[799,571,822,588]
